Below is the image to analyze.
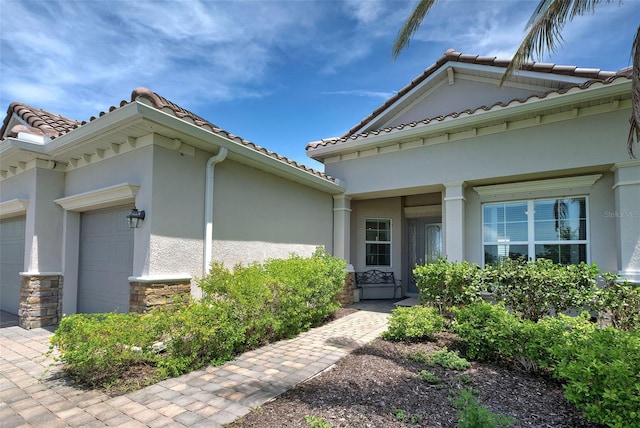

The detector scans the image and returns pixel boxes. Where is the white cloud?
[323,89,396,99]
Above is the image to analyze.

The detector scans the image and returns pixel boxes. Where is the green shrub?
[452,302,520,361]
[418,369,441,384]
[51,249,345,391]
[382,306,446,341]
[425,348,471,370]
[552,327,640,428]
[486,258,599,322]
[49,312,166,388]
[200,248,346,347]
[413,259,484,316]
[451,388,516,428]
[155,300,245,377]
[593,273,640,331]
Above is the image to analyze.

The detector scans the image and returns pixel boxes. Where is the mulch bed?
[230,327,603,428]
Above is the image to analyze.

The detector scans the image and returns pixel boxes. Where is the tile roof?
[307,50,630,152]
[1,88,334,182]
[0,103,80,139]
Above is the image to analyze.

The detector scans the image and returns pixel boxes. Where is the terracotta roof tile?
[336,49,620,139]
[0,102,80,139]
[306,67,630,151]
[1,88,335,183]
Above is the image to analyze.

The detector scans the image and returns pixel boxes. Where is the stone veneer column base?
[335,271,355,306]
[129,277,192,313]
[19,273,63,329]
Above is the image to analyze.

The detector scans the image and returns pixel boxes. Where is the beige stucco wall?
[211,158,334,268]
[350,197,403,281]
[327,108,631,276]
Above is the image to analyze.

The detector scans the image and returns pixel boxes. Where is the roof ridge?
[340,49,621,139]
[129,87,335,182]
[0,102,81,139]
[307,72,631,152]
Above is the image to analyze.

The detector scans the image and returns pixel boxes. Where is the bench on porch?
[355,270,401,300]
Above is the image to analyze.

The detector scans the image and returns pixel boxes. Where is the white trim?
[128,274,193,283]
[55,183,139,212]
[20,272,63,277]
[612,180,640,190]
[404,205,441,218]
[0,199,29,219]
[365,218,392,268]
[473,175,601,201]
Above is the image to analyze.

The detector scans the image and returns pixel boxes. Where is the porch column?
[444,181,466,262]
[612,161,640,283]
[333,194,352,265]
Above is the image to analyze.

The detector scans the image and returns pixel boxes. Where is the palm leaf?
[392,0,439,59]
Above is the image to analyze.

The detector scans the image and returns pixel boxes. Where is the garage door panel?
[78,206,133,313]
[0,216,25,314]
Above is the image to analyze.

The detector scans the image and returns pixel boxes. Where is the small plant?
[305,415,332,428]
[456,373,473,385]
[426,348,471,371]
[383,305,447,341]
[418,369,441,384]
[392,408,407,421]
[411,414,423,424]
[407,350,428,363]
[450,388,516,428]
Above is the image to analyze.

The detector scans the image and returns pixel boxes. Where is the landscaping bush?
[154,300,245,377]
[592,272,640,331]
[51,249,346,391]
[200,248,346,346]
[486,258,599,322]
[452,302,520,361]
[49,312,166,389]
[552,327,640,428]
[382,305,446,341]
[413,259,484,316]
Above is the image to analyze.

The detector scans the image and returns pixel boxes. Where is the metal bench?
[355,270,401,299]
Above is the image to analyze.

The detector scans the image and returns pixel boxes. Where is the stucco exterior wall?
[350,198,403,280]
[387,78,547,129]
[211,159,334,268]
[326,110,630,197]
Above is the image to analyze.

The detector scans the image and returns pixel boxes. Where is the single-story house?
[0,88,345,328]
[1,49,639,328]
[307,49,639,297]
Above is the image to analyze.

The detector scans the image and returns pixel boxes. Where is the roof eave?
[28,101,345,195]
[308,78,631,160]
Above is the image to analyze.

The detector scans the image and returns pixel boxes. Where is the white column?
[333,194,352,268]
[444,181,466,262]
[612,161,640,283]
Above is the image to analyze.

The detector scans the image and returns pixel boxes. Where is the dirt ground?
[230,309,602,428]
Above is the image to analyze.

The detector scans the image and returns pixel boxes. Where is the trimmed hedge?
[49,249,346,391]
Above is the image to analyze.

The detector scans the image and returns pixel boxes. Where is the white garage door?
[0,216,26,315]
[78,206,134,313]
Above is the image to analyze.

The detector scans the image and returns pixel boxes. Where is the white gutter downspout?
[204,147,228,275]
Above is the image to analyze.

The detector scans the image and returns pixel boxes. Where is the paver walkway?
[0,304,390,427]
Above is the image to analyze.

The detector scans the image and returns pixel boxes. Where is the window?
[365,219,391,266]
[483,197,587,265]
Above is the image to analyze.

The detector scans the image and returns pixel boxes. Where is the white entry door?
[78,206,134,313]
[0,216,26,314]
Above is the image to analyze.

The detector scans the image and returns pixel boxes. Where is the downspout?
[204,147,228,275]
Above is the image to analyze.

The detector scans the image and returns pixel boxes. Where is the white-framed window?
[482,197,588,265]
[365,218,391,266]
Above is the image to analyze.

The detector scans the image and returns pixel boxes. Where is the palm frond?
[501,0,607,85]
[392,0,439,59]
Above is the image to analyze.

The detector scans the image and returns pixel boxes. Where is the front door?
[407,219,442,295]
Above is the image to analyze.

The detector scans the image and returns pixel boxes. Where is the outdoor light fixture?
[126,208,145,228]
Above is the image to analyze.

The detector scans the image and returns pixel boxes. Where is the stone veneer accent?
[129,279,191,313]
[19,274,63,329]
[335,271,355,306]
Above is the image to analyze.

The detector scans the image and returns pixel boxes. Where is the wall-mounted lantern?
[126,207,145,228]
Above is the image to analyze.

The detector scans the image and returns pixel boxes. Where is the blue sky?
[1,0,638,171]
